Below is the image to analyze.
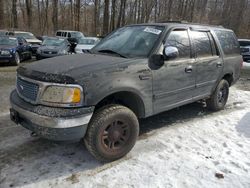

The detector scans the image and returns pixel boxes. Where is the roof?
[56,30,82,33]
[238,39,250,42]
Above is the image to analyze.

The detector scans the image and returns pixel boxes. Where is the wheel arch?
[94,91,146,118]
[222,73,234,86]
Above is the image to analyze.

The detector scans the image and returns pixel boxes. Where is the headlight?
[41,86,82,104]
[59,50,67,55]
[1,50,11,55]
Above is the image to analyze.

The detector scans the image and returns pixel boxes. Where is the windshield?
[15,32,35,39]
[79,38,98,45]
[239,41,250,47]
[71,32,84,38]
[0,31,6,36]
[0,37,17,45]
[42,38,65,46]
[93,26,164,58]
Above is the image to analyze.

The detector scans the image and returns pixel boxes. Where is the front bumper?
[0,55,14,63]
[10,90,94,141]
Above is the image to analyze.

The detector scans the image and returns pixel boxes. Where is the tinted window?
[215,30,240,55]
[165,30,191,59]
[56,32,62,36]
[191,31,214,58]
[239,40,250,47]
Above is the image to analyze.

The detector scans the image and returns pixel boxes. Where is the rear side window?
[214,30,240,55]
[165,30,191,59]
[191,31,217,58]
[56,32,61,37]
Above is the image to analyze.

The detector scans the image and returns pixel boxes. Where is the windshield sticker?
[143,27,162,35]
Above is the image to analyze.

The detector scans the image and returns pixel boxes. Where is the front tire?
[207,79,229,111]
[12,52,20,66]
[84,104,139,162]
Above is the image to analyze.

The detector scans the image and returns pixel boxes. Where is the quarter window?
[165,30,191,59]
[214,30,240,55]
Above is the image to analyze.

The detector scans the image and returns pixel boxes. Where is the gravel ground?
[0,62,250,188]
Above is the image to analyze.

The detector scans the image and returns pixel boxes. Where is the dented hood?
[17,54,133,84]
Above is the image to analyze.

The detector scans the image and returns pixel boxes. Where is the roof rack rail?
[158,20,224,28]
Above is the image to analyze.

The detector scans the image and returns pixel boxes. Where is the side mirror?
[164,46,179,60]
[149,54,164,67]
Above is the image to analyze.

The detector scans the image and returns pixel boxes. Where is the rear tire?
[84,104,139,162]
[207,79,229,111]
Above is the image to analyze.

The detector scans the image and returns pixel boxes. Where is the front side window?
[165,30,191,59]
[93,26,165,58]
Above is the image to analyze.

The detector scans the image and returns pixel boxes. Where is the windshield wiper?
[97,49,127,58]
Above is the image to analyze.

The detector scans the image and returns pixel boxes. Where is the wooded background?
[0,0,250,38]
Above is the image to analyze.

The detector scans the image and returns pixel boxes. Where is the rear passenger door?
[190,30,222,97]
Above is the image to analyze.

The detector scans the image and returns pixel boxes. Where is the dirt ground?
[0,62,250,188]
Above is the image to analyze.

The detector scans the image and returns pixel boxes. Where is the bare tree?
[103,0,110,35]
[52,0,58,33]
[0,0,4,28]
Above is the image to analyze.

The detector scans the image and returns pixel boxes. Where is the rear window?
[239,40,250,47]
[214,30,240,55]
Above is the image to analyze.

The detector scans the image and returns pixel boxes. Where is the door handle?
[185,66,193,73]
[217,62,222,68]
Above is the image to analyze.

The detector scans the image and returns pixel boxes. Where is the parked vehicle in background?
[55,30,84,41]
[36,37,70,60]
[10,23,242,162]
[238,39,250,62]
[0,36,32,65]
[0,30,8,36]
[7,31,42,54]
[75,37,100,53]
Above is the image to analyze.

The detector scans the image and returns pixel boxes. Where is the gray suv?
[10,23,242,162]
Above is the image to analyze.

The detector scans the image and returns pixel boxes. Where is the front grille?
[16,77,39,102]
[43,51,57,55]
[241,48,249,53]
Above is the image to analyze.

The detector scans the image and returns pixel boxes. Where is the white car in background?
[75,37,100,53]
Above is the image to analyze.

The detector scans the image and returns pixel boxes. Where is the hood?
[76,44,94,50]
[38,45,63,51]
[18,54,136,83]
[0,44,17,50]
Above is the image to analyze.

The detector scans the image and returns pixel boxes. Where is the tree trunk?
[52,0,58,33]
[110,0,116,31]
[75,0,80,31]
[0,0,4,28]
[25,0,32,30]
[102,0,110,35]
[12,0,18,29]
[94,0,100,35]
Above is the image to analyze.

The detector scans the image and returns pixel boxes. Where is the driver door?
[152,29,196,114]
